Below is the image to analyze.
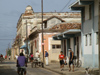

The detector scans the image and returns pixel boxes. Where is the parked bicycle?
[73,56,82,68]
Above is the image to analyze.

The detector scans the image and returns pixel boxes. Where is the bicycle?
[18,67,26,75]
[0,57,4,63]
[73,58,82,68]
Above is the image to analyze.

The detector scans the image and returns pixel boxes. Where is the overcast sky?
[0,0,76,55]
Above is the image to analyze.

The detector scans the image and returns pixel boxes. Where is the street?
[0,0,99,75]
[0,60,60,75]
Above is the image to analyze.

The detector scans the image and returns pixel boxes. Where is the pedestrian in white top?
[35,51,40,58]
[45,50,49,66]
[15,55,18,60]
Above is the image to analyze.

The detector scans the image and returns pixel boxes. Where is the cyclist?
[69,48,74,72]
[17,53,27,75]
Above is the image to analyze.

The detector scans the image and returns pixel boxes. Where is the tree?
[7,48,11,56]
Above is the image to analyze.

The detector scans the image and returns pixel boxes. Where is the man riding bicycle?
[17,53,27,75]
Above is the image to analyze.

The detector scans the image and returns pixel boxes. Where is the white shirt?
[35,52,39,58]
[15,55,18,59]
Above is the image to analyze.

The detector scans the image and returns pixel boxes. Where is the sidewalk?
[44,62,86,75]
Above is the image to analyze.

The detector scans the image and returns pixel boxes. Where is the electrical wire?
[60,0,72,12]
[0,39,14,40]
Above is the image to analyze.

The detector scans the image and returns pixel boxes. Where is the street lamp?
[41,0,44,67]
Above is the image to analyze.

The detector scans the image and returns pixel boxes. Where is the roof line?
[69,0,80,9]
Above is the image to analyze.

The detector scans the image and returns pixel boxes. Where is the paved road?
[0,60,60,75]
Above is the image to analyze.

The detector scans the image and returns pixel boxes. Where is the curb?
[43,66,86,75]
[44,66,66,75]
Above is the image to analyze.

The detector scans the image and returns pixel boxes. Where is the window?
[89,5,92,19]
[56,45,61,48]
[96,32,98,44]
[89,34,92,45]
[85,35,87,46]
[44,22,47,28]
[52,45,55,49]
[52,45,61,49]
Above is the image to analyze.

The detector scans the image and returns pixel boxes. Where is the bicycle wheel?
[78,60,82,68]
[21,69,24,75]
[73,60,77,67]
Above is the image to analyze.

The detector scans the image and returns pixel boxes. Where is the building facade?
[52,22,81,63]
[11,5,81,61]
[69,0,99,68]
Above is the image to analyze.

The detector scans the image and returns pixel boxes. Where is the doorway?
[64,40,66,56]
[76,37,79,59]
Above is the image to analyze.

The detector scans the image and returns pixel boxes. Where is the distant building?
[11,5,81,62]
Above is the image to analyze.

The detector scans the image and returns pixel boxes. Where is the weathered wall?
[48,38,61,62]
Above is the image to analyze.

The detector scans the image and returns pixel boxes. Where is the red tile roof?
[49,22,81,31]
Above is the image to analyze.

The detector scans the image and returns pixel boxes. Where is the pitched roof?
[48,22,81,32]
[43,16,65,23]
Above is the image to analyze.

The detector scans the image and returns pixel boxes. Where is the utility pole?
[7,43,10,56]
[18,35,20,54]
[26,20,29,61]
[98,0,100,74]
[41,0,44,67]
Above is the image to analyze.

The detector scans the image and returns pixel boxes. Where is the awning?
[20,45,27,49]
[69,0,94,10]
[53,29,81,40]
[63,29,81,34]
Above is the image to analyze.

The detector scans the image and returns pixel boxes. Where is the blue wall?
[83,54,99,68]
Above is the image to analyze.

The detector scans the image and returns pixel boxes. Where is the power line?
[0,39,14,40]
[60,0,72,12]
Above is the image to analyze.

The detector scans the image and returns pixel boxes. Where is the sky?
[0,0,76,55]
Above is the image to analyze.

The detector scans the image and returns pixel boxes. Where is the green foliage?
[7,49,11,56]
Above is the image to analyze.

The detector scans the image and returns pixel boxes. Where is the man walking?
[69,48,74,72]
[9,56,10,60]
[45,50,49,66]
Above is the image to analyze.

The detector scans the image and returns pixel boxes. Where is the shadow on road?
[0,61,16,64]
[0,66,18,75]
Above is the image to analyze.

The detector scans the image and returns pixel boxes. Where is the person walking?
[15,55,18,60]
[30,53,33,62]
[0,54,3,62]
[45,50,49,66]
[35,51,40,58]
[29,53,31,62]
[69,48,74,72]
[5,55,7,59]
[9,56,10,60]
[59,51,64,71]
